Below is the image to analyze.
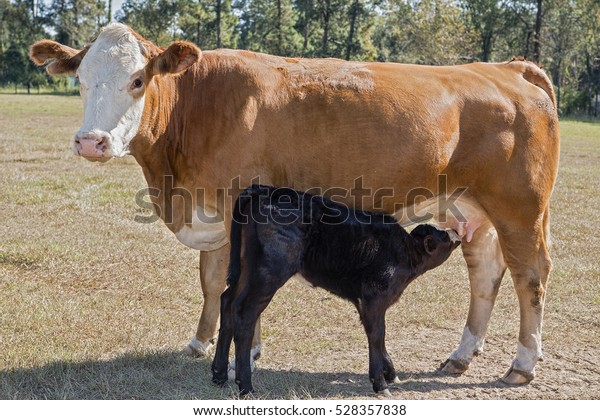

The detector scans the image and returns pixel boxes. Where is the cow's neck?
[130,69,225,245]
[132,74,175,176]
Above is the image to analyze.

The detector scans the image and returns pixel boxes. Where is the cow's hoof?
[377,389,392,398]
[184,338,213,358]
[386,376,401,384]
[501,366,534,385]
[439,358,469,375]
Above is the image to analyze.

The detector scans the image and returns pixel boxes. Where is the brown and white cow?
[29,23,559,385]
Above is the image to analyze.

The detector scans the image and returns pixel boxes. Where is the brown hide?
[130,49,559,237]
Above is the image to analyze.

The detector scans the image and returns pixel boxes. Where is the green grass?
[0,95,599,400]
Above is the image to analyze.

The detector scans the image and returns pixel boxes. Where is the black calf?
[212,185,460,395]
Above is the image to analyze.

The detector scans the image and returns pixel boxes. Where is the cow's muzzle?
[74,132,112,162]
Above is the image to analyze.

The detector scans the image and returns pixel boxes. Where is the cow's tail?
[508,58,557,110]
[227,188,254,289]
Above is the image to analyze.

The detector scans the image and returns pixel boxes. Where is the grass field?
[0,94,599,399]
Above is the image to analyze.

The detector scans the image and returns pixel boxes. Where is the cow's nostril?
[97,137,109,152]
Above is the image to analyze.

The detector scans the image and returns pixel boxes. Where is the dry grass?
[0,94,599,399]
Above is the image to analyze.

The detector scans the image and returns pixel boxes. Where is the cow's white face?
[29,23,201,162]
[74,25,148,161]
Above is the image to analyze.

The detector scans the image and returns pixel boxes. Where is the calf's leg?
[211,286,235,385]
[359,299,394,394]
[233,281,284,396]
[188,247,264,367]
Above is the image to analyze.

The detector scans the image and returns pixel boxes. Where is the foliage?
[0,0,53,92]
[0,0,598,116]
[117,0,180,44]
[48,0,107,48]
[236,0,303,56]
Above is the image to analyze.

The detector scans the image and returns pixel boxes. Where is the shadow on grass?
[0,350,513,400]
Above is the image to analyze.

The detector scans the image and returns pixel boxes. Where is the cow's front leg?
[185,246,229,357]
[359,300,391,395]
[440,223,506,374]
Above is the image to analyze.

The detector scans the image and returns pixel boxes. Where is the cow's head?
[410,224,461,272]
[29,23,201,162]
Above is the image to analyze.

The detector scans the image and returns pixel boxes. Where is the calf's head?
[410,224,461,272]
[29,23,201,162]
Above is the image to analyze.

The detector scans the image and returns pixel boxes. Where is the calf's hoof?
[238,385,255,398]
[439,358,469,375]
[211,364,229,387]
[212,374,228,387]
[501,366,534,385]
[184,338,213,358]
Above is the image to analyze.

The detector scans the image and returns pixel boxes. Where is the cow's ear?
[29,40,86,76]
[423,236,438,255]
[147,41,201,77]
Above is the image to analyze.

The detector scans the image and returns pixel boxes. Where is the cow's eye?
[131,78,143,89]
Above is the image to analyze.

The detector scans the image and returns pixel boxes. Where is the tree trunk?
[482,31,492,62]
[322,0,331,56]
[107,0,112,23]
[533,0,543,62]
[216,0,222,48]
[553,64,562,115]
[345,0,359,61]
[277,0,283,55]
[301,2,309,55]
[197,20,201,46]
[523,29,532,59]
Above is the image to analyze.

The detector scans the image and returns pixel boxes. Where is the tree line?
[1,0,599,116]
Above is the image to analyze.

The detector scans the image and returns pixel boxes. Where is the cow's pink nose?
[75,135,109,158]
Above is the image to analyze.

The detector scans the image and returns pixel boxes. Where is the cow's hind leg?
[186,247,229,357]
[441,221,507,374]
[497,216,551,385]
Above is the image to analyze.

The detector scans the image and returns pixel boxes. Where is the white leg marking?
[185,337,213,357]
[228,344,262,380]
[378,389,392,397]
[450,326,485,363]
[513,336,542,373]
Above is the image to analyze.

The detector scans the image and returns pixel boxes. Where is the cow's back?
[168,50,558,218]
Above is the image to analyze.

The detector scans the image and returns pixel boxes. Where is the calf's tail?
[227,189,254,289]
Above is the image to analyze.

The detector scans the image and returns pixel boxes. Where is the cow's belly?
[174,207,228,251]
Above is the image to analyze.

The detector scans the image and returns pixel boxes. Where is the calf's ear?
[29,40,86,76]
[423,236,438,255]
[147,41,201,77]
